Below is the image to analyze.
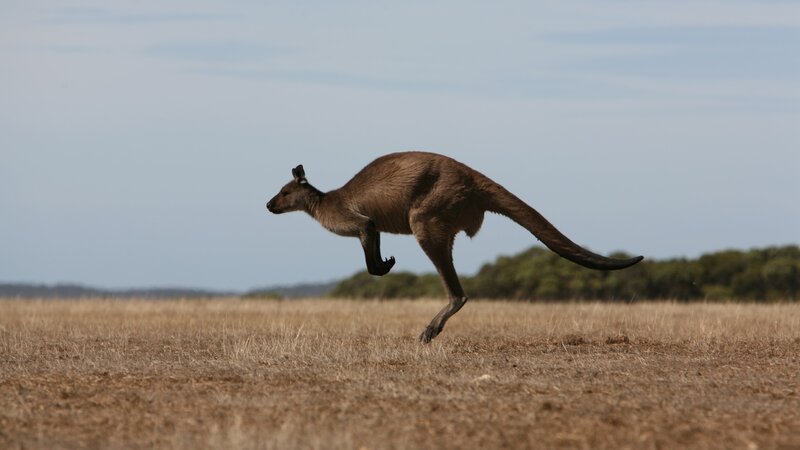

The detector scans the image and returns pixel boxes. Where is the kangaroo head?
[266,164,318,214]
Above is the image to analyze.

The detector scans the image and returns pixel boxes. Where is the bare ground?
[1,299,799,449]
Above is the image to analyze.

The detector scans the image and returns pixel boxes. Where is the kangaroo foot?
[368,256,396,276]
[419,296,468,344]
[419,324,442,344]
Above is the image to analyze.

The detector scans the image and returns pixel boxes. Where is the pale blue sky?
[2,1,798,291]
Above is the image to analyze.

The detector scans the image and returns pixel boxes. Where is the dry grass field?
[1,299,799,449]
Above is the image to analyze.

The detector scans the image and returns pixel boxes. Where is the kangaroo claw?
[368,256,396,276]
[380,256,396,273]
[419,325,440,343]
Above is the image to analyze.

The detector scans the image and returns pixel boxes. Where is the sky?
[1,1,799,291]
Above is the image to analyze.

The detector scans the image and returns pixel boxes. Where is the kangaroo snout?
[266,200,284,214]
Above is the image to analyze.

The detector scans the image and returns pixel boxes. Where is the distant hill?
[7,244,798,301]
[243,281,337,299]
[0,283,236,299]
[0,281,337,300]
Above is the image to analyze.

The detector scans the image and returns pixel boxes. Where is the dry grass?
[1,299,799,449]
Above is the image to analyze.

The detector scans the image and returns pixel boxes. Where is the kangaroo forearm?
[360,223,395,276]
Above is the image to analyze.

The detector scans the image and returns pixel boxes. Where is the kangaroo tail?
[486,183,643,270]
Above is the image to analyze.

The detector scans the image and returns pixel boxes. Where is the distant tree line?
[329,245,800,301]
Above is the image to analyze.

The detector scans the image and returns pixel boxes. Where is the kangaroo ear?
[292,165,307,184]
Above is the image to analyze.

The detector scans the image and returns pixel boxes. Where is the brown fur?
[266,151,643,342]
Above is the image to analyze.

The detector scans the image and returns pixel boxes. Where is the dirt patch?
[605,334,630,344]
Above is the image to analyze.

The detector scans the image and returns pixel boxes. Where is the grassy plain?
[1,299,799,449]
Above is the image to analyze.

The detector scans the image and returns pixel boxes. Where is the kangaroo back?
[485,183,643,270]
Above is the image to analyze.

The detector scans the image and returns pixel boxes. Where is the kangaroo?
[266,151,643,343]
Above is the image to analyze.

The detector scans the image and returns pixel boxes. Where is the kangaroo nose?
[266,202,273,212]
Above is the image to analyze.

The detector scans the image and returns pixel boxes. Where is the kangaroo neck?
[306,188,354,235]
[302,185,326,218]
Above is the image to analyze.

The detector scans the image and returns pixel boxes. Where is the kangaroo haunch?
[266,151,643,343]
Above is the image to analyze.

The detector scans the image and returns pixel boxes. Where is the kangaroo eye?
[281,191,288,197]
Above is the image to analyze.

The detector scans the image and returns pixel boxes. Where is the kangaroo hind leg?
[413,223,468,343]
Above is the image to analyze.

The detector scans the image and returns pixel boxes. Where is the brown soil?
[1,299,798,449]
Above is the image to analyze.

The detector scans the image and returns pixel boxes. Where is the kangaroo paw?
[369,256,395,276]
